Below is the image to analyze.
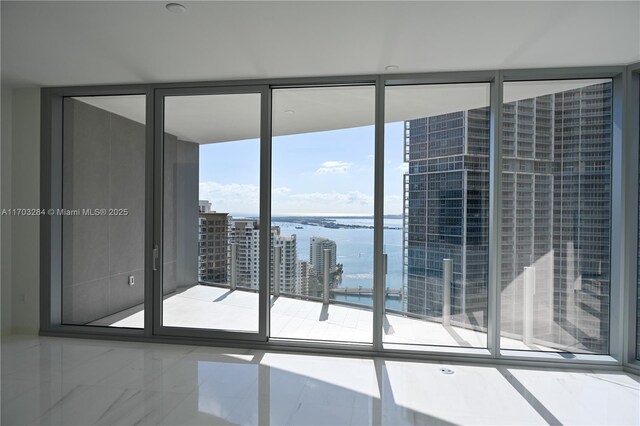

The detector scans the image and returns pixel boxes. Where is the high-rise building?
[297,260,310,296]
[500,94,555,343]
[228,219,260,289]
[403,82,612,353]
[199,199,212,213]
[551,83,611,353]
[228,220,302,293]
[403,109,490,327]
[271,227,298,294]
[501,83,612,353]
[198,211,229,284]
[298,260,323,298]
[310,236,337,277]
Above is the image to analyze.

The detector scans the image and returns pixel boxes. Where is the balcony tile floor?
[91,285,550,351]
[91,285,548,350]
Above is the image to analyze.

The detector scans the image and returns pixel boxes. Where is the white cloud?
[397,163,409,173]
[316,160,353,174]
[199,181,259,213]
[273,186,291,195]
[321,161,350,168]
[274,189,375,215]
[384,195,403,202]
[384,195,404,215]
[201,181,375,215]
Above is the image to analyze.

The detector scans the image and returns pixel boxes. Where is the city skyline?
[197,211,339,298]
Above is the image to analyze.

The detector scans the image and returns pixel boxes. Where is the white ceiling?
[1,1,639,88]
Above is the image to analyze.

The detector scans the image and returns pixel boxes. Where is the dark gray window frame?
[626,62,640,371]
[154,84,270,342]
[39,66,637,371]
[40,85,153,338]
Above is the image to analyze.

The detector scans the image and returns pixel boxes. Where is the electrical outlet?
[128,275,135,286]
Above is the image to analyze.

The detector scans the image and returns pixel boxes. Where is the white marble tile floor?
[2,334,639,425]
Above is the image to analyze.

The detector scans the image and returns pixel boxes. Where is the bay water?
[272,217,404,310]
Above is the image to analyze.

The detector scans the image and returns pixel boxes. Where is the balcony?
[89,284,553,351]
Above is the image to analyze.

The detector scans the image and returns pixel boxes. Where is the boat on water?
[295,225,303,229]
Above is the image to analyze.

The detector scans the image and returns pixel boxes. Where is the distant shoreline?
[272,216,402,230]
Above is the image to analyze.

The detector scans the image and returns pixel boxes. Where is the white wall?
[10,88,40,334]
[1,85,13,334]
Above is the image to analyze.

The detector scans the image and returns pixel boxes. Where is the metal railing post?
[523,266,535,345]
[230,242,237,291]
[274,246,281,297]
[443,258,452,326]
[323,248,331,304]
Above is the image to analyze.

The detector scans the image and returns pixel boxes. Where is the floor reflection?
[189,352,457,426]
[2,335,639,425]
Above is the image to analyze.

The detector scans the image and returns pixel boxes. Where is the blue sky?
[199,122,406,216]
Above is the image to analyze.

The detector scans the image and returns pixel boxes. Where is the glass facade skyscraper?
[403,109,490,331]
[403,81,612,353]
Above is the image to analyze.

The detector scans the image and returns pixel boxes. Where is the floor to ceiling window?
[270,85,375,344]
[42,67,639,368]
[61,94,146,329]
[500,79,613,354]
[161,92,262,334]
[383,83,491,349]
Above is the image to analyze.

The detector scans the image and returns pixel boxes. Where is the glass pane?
[270,86,375,344]
[62,95,146,328]
[500,79,612,354]
[162,93,261,333]
[383,83,491,349]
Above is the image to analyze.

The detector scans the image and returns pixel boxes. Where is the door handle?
[153,245,159,271]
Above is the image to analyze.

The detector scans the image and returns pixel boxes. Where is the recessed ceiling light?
[284,110,295,115]
[385,65,400,72]
[166,3,186,13]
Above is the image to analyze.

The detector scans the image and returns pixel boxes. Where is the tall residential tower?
[198,211,229,284]
[403,82,612,353]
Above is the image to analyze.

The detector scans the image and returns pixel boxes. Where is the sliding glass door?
[156,86,269,340]
[270,85,375,344]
